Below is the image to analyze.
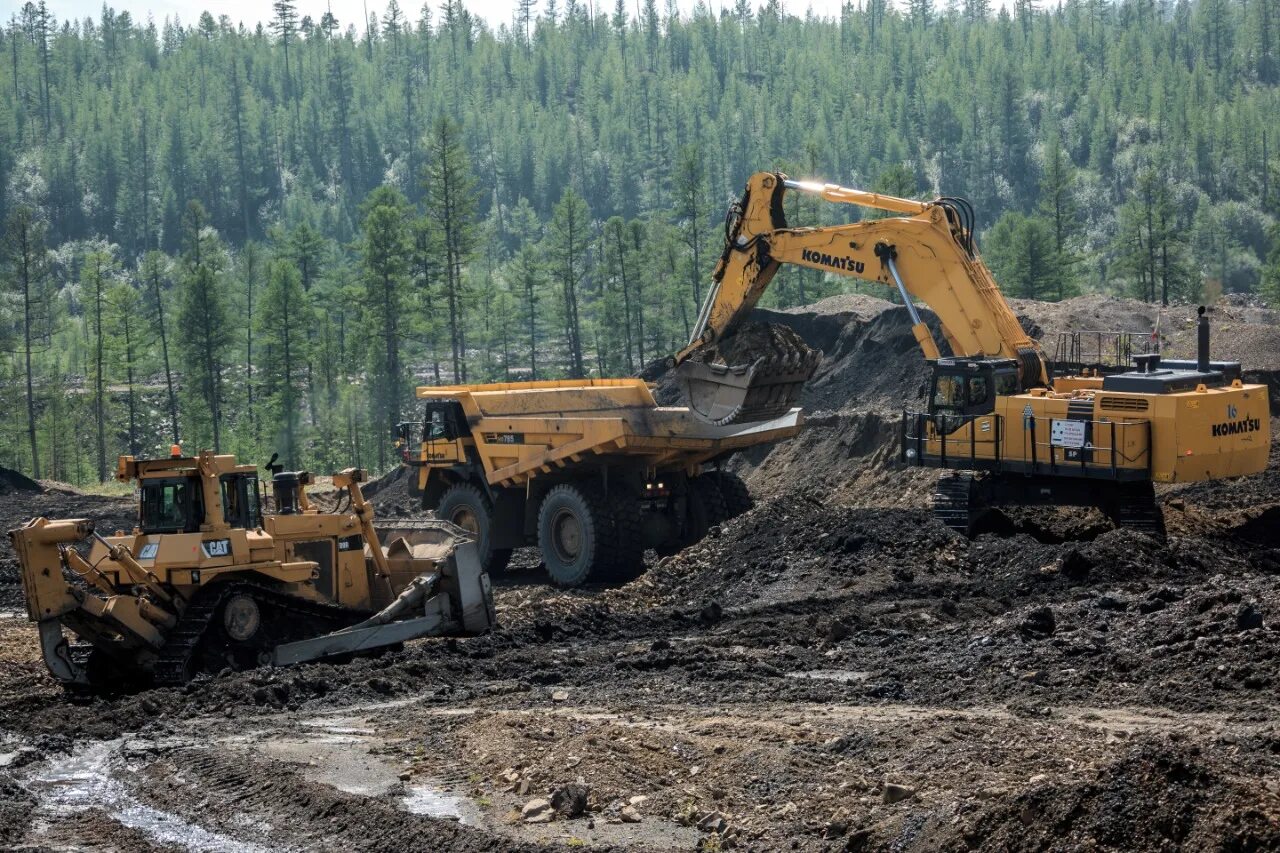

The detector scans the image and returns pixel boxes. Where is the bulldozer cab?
[929,358,1020,419]
[139,476,204,533]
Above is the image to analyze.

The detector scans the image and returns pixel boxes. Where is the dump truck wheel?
[538,483,612,588]
[600,489,645,582]
[685,476,728,546]
[706,470,753,518]
[436,483,513,574]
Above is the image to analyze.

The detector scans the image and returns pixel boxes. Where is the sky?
[3,0,859,30]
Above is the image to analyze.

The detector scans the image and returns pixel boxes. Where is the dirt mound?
[0,467,41,496]
[959,741,1280,851]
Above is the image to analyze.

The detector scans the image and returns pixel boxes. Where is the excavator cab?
[928,357,1020,421]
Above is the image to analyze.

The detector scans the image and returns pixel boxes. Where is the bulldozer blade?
[677,348,821,427]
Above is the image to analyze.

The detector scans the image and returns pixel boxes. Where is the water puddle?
[785,669,873,683]
[402,784,472,820]
[251,723,481,825]
[27,739,275,852]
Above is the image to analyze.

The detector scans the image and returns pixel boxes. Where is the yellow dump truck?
[397,378,802,586]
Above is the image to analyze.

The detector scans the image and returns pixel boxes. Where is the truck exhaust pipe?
[1197,305,1210,373]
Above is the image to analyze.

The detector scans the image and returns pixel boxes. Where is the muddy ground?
[0,295,1278,852]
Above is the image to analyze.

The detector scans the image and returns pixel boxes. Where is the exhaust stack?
[1197,305,1210,373]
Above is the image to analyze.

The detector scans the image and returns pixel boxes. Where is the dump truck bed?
[417,378,802,487]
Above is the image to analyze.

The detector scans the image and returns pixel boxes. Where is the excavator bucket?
[677,323,822,426]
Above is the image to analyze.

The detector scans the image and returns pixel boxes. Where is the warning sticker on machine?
[1050,419,1087,449]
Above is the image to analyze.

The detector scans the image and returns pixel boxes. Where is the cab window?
[995,372,1020,397]
[140,479,203,533]
[968,376,988,406]
[933,375,964,410]
[426,410,448,440]
[220,475,262,529]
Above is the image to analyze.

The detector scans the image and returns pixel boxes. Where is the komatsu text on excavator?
[675,172,1270,532]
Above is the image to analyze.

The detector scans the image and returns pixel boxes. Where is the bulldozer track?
[153,583,364,686]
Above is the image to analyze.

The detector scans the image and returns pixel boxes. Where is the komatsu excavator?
[675,172,1270,532]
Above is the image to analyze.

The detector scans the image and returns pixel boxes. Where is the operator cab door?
[422,400,470,464]
[929,361,1019,432]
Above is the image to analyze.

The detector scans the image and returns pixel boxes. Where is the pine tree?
[984,211,1056,299]
[106,280,145,457]
[175,201,232,451]
[358,185,413,471]
[258,259,311,468]
[422,115,479,383]
[81,246,118,482]
[2,206,52,478]
[1036,138,1080,300]
[673,144,708,313]
[1260,224,1280,308]
[140,250,181,445]
[547,188,591,378]
[511,245,545,379]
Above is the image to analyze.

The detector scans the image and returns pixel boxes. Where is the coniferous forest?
[1,0,1279,483]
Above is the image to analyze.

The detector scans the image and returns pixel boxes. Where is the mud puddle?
[25,738,278,852]
[243,714,482,824]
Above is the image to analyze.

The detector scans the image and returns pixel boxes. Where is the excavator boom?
[676,172,1049,424]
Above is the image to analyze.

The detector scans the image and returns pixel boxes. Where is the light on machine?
[170,443,181,458]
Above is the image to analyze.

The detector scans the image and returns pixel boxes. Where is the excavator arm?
[675,172,1050,424]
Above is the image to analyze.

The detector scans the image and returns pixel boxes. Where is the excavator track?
[678,322,821,426]
[1109,483,1166,539]
[153,583,363,686]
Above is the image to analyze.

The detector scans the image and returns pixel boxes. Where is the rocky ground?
[0,294,1277,852]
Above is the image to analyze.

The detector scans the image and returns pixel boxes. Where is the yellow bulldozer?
[671,171,1271,532]
[8,449,495,689]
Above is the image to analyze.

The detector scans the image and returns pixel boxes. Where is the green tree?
[422,116,478,382]
[358,185,413,471]
[140,250,181,445]
[80,246,118,482]
[175,201,232,452]
[258,259,311,468]
[106,280,146,457]
[547,188,592,378]
[1261,224,1280,308]
[2,206,53,478]
[1037,138,1080,300]
[984,211,1056,299]
[1113,167,1194,305]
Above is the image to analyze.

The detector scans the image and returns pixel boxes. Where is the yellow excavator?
[675,172,1270,532]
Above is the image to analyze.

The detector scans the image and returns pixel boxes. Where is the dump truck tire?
[436,483,513,575]
[706,470,753,518]
[600,488,646,582]
[538,483,614,588]
[685,476,728,545]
